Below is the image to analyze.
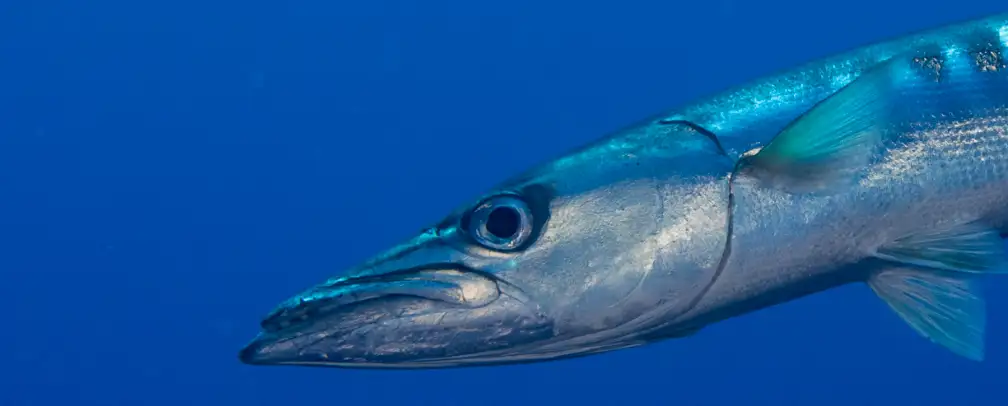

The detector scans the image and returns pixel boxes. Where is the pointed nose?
[238,336,270,365]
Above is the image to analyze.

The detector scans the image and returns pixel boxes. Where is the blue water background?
[2,1,1006,405]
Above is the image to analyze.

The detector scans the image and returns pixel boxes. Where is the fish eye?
[466,195,533,251]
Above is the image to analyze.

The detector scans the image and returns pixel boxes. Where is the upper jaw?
[252,229,464,331]
[257,265,504,334]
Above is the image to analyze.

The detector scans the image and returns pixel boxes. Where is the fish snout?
[256,266,503,334]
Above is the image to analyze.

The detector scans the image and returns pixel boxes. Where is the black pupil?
[485,207,520,239]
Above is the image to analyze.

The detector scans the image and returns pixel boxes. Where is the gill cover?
[499,118,738,347]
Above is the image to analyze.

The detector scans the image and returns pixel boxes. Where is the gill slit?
[672,159,742,323]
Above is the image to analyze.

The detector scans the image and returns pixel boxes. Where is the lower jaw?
[250,295,556,368]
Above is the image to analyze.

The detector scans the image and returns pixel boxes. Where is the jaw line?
[254,335,645,370]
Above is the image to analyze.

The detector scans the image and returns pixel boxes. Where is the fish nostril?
[259,313,285,332]
[260,305,318,332]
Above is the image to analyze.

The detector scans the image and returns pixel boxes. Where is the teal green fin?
[868,267,985,361]
[867,222,1006,361]
[739,58,904,193]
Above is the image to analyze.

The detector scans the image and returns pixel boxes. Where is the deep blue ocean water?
[2,1,1007,405]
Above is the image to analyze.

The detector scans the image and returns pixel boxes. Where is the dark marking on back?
[912,52,945,82]
[966,26,1008,69]
[908,26,1008,82]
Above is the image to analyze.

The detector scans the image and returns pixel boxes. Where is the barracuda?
[240,12,1008,368]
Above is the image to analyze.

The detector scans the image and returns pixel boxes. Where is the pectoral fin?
[868,222,1006,361]
[868,267,985,360]
[874,222,1007,274]
[738,57,907,194]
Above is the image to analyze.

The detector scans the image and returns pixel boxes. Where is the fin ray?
[868,267,985,361]
[868,222,1005,360]
[738,57,906,193]
[873,222,1007,274]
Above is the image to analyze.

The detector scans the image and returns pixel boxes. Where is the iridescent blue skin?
[240,13,1008,368]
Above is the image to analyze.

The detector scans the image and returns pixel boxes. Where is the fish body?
[240,12,1008,368]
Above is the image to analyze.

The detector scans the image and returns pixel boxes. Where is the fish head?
[239,120,735,368]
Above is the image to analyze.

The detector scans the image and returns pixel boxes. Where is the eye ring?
[466,195,533,251]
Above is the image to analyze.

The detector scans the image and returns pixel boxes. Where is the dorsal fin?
[734,56,908,194]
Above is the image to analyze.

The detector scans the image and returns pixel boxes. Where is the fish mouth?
[239,265,554,368]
